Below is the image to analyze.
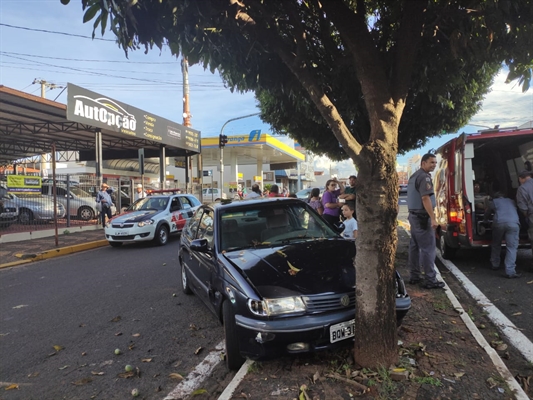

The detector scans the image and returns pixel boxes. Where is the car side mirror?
[333,221,345,233]
[190,238,209,252]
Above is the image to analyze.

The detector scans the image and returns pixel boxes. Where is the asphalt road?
[0,236,224,400]
[398,195,533,343]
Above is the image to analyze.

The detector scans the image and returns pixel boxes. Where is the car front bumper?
[104,226,156,242]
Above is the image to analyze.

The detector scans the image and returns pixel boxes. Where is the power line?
[0,22,116,42]
[0,50,177,65]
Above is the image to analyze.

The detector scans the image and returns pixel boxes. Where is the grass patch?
[414,376,443,386]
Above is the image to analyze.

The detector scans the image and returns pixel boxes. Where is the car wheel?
[78,206,95,221]
[180,259,192,295]
[18,208,34,225]
[439,233,457,260]
[222,300,245,370]
[154,225,169,246]
[109,242,123,248]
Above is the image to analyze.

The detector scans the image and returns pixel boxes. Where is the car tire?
[439,233,457,260]
[18,208,33,225]
[180,259,192,295]
[109,242,123,248]
[78,206,95,221]
[154,225,169,246]
[222,300,245,370]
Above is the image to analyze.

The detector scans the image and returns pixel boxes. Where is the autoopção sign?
[66,83,200,153]
[7,175,42,193]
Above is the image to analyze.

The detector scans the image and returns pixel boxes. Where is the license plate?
[115,231,129,236]
[330,319,355,343]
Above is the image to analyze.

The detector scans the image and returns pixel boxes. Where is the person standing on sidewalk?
[96,183,113,228]
[407,153,445,289]
[321,178,345,226]
[516,170,533,266]
[483,190,521,278]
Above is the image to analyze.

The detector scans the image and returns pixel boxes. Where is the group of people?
[96,182,147,228]
[408,153,532,289]
[306,175,358,240]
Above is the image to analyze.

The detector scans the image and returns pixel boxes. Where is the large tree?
[64,0,532,367]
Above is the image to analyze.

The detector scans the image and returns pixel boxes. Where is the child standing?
[341,203,358,239]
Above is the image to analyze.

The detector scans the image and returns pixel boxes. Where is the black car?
[178,198,411,370]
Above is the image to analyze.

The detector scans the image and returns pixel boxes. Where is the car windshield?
[70,187,92,197]
[130,196,169,211]
[219,202,339,251]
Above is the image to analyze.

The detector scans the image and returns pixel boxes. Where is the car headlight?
[137,219,155,227]
[248,297,306,316]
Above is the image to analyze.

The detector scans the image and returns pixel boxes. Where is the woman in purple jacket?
[321,178,345,225]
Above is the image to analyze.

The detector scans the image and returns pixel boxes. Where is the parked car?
[0,185,65,224]
[296,187,324,201]
[202,188,227,202]
[179,197,411,370]
[105,190,201,247]
[398,184,408,194]
[41,184,111,221]
[0,191,18,228]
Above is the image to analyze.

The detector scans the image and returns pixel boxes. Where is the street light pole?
[219,112,260,196]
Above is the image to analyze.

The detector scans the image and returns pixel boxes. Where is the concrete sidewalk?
[0,226,108,268]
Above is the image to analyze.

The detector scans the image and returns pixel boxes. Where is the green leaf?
[83,3,100,23]
[191,388,207,395]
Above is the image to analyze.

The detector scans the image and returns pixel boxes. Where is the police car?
[104,189,201,247]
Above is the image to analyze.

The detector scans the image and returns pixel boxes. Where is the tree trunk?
[353,140,399,368]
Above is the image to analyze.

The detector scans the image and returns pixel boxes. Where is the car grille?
[302,292,355,312]
[111,223,135,228]
[110,235,136,240]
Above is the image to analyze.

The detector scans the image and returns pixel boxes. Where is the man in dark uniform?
[407,153,445,289]
[339,175,357,219]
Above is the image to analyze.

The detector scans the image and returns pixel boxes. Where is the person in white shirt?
[245,184,262,199]
[341,203,358,239]
[134,184,146,201]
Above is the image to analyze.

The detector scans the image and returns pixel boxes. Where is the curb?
[0,240,109,269]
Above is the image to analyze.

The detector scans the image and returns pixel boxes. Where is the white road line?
[438,254,533,363]
[163,341,225,400]
[402,225,530,399]
[217,359,255,400]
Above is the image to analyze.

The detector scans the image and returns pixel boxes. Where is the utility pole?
[32,79,62,99]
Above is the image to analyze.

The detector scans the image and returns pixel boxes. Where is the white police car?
[105,190,201,247]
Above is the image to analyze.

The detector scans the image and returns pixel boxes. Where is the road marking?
[402,224,530,400]
[218,359,255,400]
[163,340,225,400]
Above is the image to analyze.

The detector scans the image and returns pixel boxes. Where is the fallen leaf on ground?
[27,372,39,378]
[128,344,135,350]
[53,345,64,352]
[169,373,184,380]
[110,316,121,322]
[58,365,69,370]
[4,384,19,390]
[115,332,122,336]
[72,377,93,385]
[162,263,166,266]
[132,333,141,337]
[91,371,105,376]
[191,389,207,395]
[454,372,465,378]
[142,358,152,363]
[189,324,199,330]
[118,371,136,379]
[512,312,522,316]
[12,305,28,309]
[195,347,202,355]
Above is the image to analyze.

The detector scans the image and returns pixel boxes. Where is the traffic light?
[219,134,228,147]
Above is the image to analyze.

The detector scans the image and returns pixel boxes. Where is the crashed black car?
[178,198,411,369]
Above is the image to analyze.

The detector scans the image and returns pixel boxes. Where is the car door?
[191,210,217,311]
[180,208,204,291]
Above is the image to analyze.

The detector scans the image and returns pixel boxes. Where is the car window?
[180,196,199,208]
[183,209,204,241]
[197,211,214,247]
[170,197,181,210]
[56,187,68,196]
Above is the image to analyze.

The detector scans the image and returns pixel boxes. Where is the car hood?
[223,239,355,296]
[110,209,163,223]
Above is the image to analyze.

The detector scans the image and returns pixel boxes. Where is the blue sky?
[1,0,532,176]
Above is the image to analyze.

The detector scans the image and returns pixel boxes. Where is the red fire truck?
[433,126,533,259]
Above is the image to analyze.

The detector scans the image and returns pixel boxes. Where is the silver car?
[41,184,114,221]
[0,191,65,224]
